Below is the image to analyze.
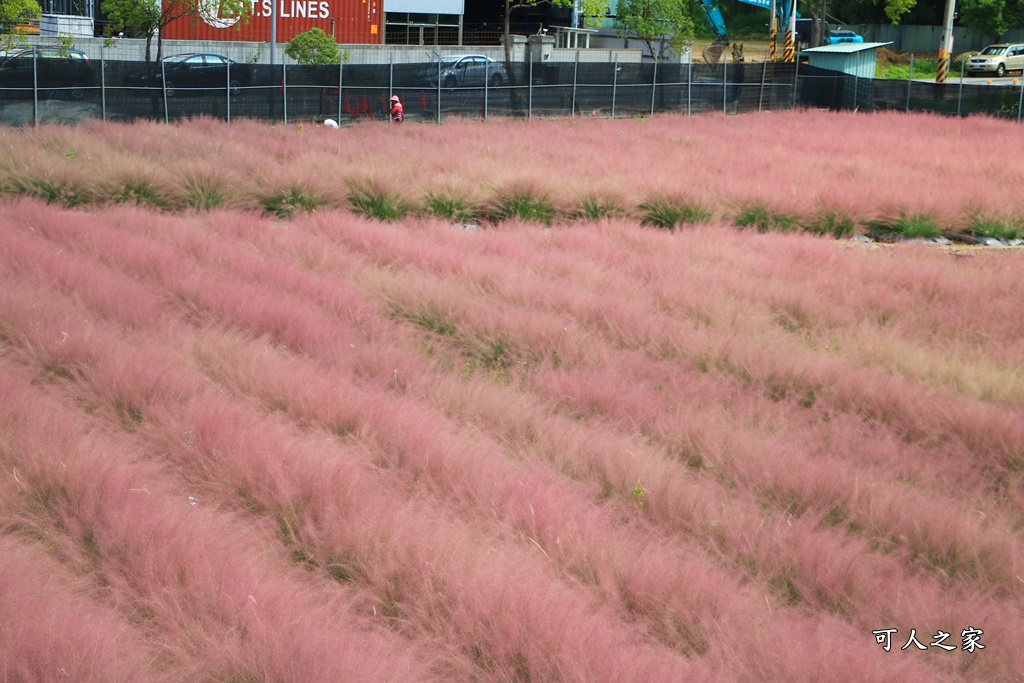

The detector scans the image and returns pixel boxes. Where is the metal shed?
[800,42,893,79]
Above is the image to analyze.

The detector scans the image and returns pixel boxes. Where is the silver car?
[968,43,1024,77]
[419,55,508,88]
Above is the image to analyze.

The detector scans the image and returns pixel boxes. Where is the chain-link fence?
[2,54,1023,127]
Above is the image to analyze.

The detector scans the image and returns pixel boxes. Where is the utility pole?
[936,0,956,82]
[270,0,278,64]
[769,0,777,61]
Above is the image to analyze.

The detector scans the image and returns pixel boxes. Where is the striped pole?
[936,41,951,83]
[769,17,778,62]
[936,0,956,83]
[783,2,797,63]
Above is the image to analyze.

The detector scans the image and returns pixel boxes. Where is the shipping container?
[163,0,382,44]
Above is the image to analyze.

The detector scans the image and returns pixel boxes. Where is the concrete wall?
[854,24,1024,53]
[22,33,644,65]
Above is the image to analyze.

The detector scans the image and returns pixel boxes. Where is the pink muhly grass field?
[1,110,1023,682]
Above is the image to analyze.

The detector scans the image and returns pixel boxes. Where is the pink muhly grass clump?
[728,611,950,683]
[0,366,426,682]
[0,213,166,330]
[0,538,159,683]
[6,109,1024,229]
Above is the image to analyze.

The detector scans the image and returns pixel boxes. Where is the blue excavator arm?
[698,0,730,41]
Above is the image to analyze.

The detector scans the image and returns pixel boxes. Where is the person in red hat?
[389,95,404,123]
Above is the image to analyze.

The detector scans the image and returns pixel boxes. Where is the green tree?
[0,0,41,51]
[824,0,925,24]
[285,27,340,65]
[879,0,916,23]
[959,0,1024,40]
[615,0,695,61]
[101,0,250,62]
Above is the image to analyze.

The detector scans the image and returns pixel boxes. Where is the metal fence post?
[32,49,39,127]
[162,58,169,124]
[437,59,442,124]
[1018,74,1024,123]
[338,60,343,124]
[957,59,965,117]
[758,50,768,112]
[906,54,914,112]
[687,57,692,115]
[650,57,658,115]
[611,57,617,118]
[792,51,800,108]
[389,50,394,103]
[723,52,728,114]
[484,59,489,119]
[282,63,288,124]
[571,48,578,117]
[101,47,107,122]
[226,59,231,124]
[528,58,533,120]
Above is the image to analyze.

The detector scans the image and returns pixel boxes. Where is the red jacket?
[389,101,404,123]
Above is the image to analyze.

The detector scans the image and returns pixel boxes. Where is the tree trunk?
[504,1,513,67]
[145,32,153,62]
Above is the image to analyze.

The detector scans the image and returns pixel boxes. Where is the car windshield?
[980,46,1007,56]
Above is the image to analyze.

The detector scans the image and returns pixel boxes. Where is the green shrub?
[967,214,1022,241]
[487,187,556,225]
[423,189,477,223]
[733,203,798,232]
[576,195,623,221]
[182,176,226,211]
[348,183,414,222]
[892,213,943,239]
[638,197,712,229]
[804,209,856,238]
[876,57,938,80]
[285,28,340,65]
[23,178,90,207]
[867,213,943,239]
[114,178,167,208]
[262,185,320,218]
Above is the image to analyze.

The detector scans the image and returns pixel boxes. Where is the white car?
[417,55,509,89]
[968,44,1024,77]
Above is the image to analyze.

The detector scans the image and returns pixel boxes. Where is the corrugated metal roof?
[800,42,892,54]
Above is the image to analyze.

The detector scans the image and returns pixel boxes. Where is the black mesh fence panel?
[3,58,1023,127]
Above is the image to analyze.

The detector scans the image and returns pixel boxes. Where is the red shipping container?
[163,0,382,44]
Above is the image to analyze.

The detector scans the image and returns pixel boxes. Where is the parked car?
[130,53,250,96]
[417,55,508,88]
[828,29,863,45]
[968,43,1024,77]
[0,46,94,100]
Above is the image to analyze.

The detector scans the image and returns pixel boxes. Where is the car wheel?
[229,78,241,96]
[489,74,502,88]
[996,63,1006,77]
[165,80,176,97]
[68,87,85,100]
[443,75,456,88]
